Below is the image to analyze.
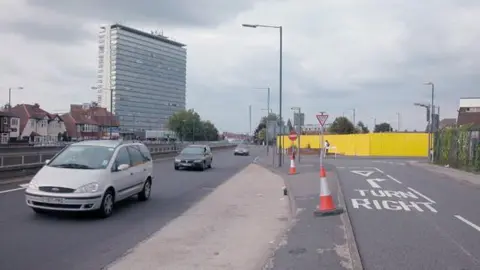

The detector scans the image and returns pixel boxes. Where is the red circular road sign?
[288,132,298,141]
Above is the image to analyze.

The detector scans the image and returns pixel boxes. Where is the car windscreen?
[48,145,115,170]
[180,146,204,155]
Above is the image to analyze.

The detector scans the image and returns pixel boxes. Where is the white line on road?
[455,215,480,232]
[0,187,25,194]
[386,174,402,184]
[407,187,436,204]
[373,167,385,174]
[19,184,29,188]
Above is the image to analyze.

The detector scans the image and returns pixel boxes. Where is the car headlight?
[194,159,203,163]
[28,180,39,190]
[74,182,100,193]
[175,158,181,162]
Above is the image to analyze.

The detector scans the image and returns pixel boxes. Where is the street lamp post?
[414,102,431,160]
[243,23,283,166]
[396,112,401,131]
[423,82,435,161]
[8,86,23,112]
[92,86,114,139]
[291,106,302,163]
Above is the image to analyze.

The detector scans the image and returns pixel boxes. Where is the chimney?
[33,103,40,108]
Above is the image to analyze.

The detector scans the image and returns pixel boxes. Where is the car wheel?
[174,165,179,170]
[138,179,152,201]
[97,189,115,218]
[199,161,206,171]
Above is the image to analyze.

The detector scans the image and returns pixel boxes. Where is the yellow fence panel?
[277,133,428,157]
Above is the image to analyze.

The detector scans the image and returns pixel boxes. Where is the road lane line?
[386,174,402,184]
[0,187,25,194]
[373,167,385,174]
[407,187,436,203]
[455,215,480,232]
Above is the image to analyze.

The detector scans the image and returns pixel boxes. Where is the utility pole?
[353,109,356,127]
[249,105,252,137]
[396,112,400,131]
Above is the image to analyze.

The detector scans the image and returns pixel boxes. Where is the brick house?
[61,103,119,140]
[10,104,66,141]
[457,97,480,127]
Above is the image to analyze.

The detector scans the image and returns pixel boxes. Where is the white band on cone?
[320,177,331,196]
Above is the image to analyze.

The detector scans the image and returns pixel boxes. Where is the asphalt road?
[0,147,258,270]
[330,158,480,270]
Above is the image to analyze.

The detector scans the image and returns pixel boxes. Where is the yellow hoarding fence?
[278,133,429,157]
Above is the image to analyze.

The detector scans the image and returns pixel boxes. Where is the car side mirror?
[117,164,130,171]
[45,159,50,164]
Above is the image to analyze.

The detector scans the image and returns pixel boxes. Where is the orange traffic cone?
[289,155,297,175]
[314,166,343,216]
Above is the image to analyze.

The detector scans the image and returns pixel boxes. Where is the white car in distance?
[25,140,153,218]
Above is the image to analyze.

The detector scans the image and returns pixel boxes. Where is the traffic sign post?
[288,131,297,142]
[315,112,329,174]
[288,131,297,159]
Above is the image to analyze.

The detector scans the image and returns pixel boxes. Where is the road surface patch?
[455,215,480,233]
[345,167,438,214]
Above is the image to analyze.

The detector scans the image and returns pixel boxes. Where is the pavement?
[255,152,361,270]
[329,157,480,269]
[107,163,290,270]
[0,147,269,270]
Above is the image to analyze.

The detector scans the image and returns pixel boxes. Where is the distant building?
[97,23,187,132]
[438,118,456,129]
[457,97,480,127]
[10,104,66,141]
[62,103,119,140]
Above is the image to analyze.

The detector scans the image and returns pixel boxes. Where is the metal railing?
[0,141,235,170]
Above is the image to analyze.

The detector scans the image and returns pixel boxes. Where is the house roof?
[457,111,480,126]
[61,104,119,137]
[10,104,62,135]
[439,118,456,129]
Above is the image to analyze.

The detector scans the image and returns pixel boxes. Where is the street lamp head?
[423,82,433,85]
[242,24,258,28]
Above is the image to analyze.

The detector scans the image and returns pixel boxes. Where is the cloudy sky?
[1,0,479,133]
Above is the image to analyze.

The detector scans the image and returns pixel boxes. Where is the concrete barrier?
[0,142,236,181]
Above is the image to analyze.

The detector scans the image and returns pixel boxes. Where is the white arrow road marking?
[351,170,375,177]
[366,178,386,188]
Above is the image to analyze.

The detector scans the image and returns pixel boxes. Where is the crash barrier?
[278,133,429,157]
[0,140,225,154]
[0,142,236,180]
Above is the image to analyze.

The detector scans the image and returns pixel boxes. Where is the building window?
[30,120,35,128]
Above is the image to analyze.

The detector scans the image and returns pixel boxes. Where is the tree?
[253,113,282,143]
[257,128,266,143]
[328,117,355,134]
[167,109,220,141]
[357,121,369,133]
[287,119,293,132]
[200,120,219,141]
[374,122,393,133]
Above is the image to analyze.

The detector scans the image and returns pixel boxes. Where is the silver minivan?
[25,140,153,218]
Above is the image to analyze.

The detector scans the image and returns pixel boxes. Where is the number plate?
[181,163,191,166]
[42,197,64,204]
